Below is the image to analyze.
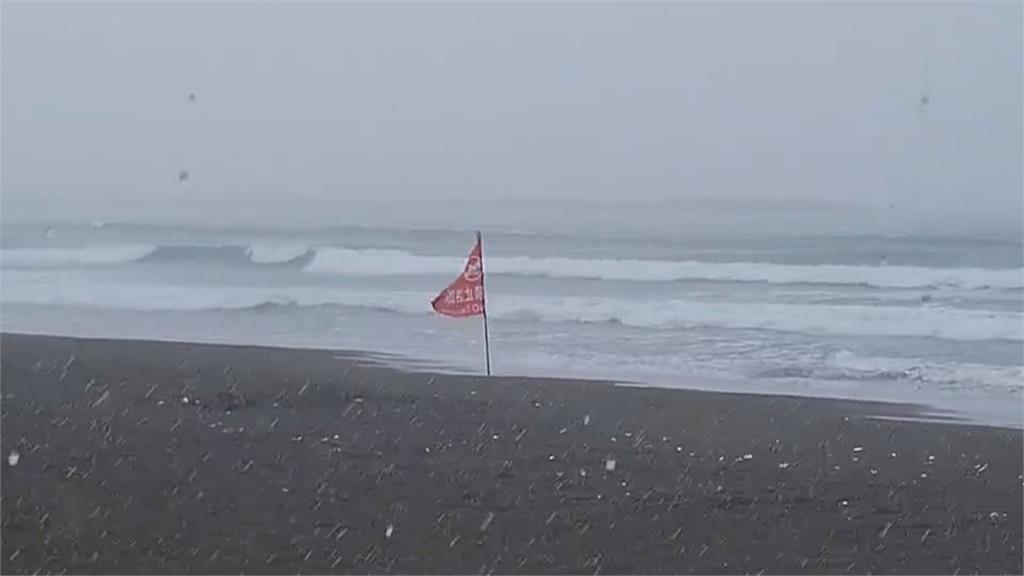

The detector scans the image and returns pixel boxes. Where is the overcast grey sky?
[1,1,1020,234]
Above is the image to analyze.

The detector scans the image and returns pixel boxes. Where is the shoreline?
[2,333,1022,573]
[3,326,1021,430]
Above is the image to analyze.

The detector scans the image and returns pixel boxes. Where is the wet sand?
[1,333,1021,574]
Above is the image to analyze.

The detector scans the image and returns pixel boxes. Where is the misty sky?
[1,1,1021,235]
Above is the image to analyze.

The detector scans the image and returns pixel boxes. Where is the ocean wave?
[246,244,313,264]
[304,248,466,276]
[4,277,1020,341]
[1,244,315,269]
[0,245,156,267]
[140,245,314,267]
[757,350,1024,391]
[4,244,1019,289]
[304,247,1022,289]
[492,296,1023,341]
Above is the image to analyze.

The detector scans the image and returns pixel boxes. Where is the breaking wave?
[1,244,315,268]
[0,245,156,268]
[304,247,1022,290]
[140,245,314,267]
[4,278,1020,341]
[756,350,1024,391]
[246,245,313,264]
[4,244,1019,290]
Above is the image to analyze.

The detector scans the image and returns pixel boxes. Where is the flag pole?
[478,231,492,376]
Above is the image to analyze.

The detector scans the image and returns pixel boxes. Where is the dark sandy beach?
[1,333,1021,574]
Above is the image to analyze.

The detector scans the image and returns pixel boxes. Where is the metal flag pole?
[478,231,492,376]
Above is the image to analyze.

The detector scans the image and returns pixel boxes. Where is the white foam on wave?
[493,257,1023,289]
[1,272,428,314]
[0,245,156,268]
[493,295,1023,341]
[245,245,311,264]
[509,347,1024,396]
[5,244,1019,290]
[305,247,1022,289]
[830,349,1024,389]
[2,278,381,315]
[305,248,465,276]
[4,272,1020,341]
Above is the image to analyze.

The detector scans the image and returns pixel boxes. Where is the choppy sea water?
[2,222,1021,426]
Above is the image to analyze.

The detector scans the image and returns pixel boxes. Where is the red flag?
[432,234,486,317]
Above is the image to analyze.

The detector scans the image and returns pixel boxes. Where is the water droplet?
[778,462,790,470]
[579,468,587,477]
[385,524,394,538]
[8,450,20,466]
[742,454,753,461]
[852,446,864,453]
[548,454,555,462]
[605,459,616,472]
[181,396,189,405]
[480,512,495,531]
[92,390,111,408]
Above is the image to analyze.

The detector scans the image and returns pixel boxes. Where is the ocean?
[2,222,1021,426]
